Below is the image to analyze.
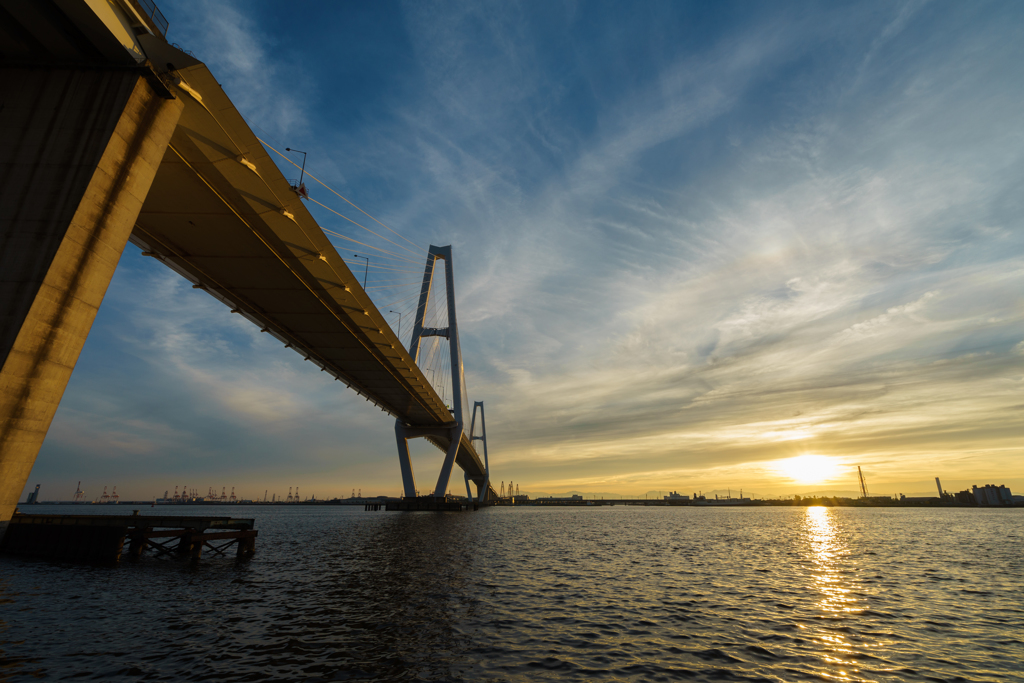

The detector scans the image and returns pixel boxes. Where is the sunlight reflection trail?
[806,506,860,615]
[804,506,865,681]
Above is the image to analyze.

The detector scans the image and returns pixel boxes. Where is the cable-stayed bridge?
[0,0,494,529]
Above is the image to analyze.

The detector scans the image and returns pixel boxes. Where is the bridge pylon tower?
[394,245,491,502]
[468,401,490,502]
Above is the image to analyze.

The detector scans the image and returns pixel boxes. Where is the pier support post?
[128,534,148,558]
[0,68,182,534]
[176,533,192,556]
[236,534,256,558]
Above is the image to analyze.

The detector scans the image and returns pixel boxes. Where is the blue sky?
[27,0,1024,501]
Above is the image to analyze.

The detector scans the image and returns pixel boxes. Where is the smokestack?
[935,477,943,498]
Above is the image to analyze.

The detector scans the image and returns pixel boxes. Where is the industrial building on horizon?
[967,484,1016,506]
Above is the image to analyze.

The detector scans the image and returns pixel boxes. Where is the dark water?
[0,505,1021,682]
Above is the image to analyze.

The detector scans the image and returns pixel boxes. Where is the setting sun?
[775,455,846,484]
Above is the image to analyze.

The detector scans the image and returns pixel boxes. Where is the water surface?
[0,505,1020,681]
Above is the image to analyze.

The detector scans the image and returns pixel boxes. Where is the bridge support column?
[433,426,462,498]
[469,401,490,502]
[394,422,417,498]
[396,422,473,501]
[0,68,183,533]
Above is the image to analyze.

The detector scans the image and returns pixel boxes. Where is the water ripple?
[0,506,1021,681]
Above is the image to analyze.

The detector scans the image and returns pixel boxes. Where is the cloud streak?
[29,1,1024,500]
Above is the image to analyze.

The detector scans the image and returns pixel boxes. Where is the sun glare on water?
[775,454,845,484]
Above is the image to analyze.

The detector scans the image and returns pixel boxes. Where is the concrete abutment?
[0,67,183,530]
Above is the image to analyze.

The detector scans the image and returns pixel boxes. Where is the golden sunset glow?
[775,455,845,485]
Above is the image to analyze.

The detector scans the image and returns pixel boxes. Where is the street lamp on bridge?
[389,310,402,338]
[284,148,308,198]
[352,254,369,289]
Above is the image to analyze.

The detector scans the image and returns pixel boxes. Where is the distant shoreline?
[16,498,1022,509]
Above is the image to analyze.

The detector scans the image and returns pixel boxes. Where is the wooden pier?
[0,513,257,563]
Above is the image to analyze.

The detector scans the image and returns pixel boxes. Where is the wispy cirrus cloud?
[172,1,311,136]
[31,1,1024,500]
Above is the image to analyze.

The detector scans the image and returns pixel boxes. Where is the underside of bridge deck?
[132,62,448,426]
[131,61,491,488]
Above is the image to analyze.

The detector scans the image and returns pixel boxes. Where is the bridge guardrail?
[134,0,169,36]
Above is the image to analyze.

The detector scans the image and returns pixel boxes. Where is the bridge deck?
[130,59,488,482]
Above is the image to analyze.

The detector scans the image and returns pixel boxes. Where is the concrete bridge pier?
[0,68,183,533]
[395,423,465,499]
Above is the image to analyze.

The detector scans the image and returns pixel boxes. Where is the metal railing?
[170,43,195,58]
[135,0,169,36]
